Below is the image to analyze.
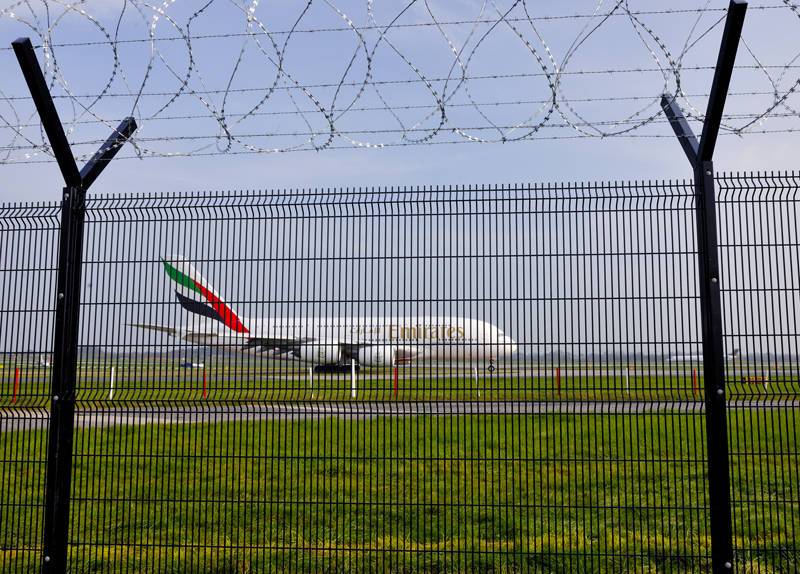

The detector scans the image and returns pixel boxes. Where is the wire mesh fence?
[0,202,59,571]
[717,173,800,572]
[0,174,798,572]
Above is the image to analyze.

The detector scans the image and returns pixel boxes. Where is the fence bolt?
[724,562,732,569]
[53,395,59,401]
[43,556,50,563]
[705,170,712,176]
[711,277,718,283]
[58,292,64,300]
[716,389,724,396]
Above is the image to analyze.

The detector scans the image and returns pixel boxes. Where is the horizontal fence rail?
[0,175,798,573]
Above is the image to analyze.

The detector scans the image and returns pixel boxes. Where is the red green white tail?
[162,257,249,334]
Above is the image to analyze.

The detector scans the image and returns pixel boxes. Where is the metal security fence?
[717,174,800,572]
[1,175,797,573]
[0,202,59,570]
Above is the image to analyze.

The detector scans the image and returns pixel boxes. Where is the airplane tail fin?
[161,256,249,334]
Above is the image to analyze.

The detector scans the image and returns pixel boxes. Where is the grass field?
[2,359,799,405]
[1,359,798,572]
[2,407,798,573]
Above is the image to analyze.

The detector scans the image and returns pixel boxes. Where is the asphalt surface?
[2,398,798,432]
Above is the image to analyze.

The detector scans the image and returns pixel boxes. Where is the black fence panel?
[70,182,711,573]
[0,175,797,573]
[717,174,800,573]
[0,202,60,572]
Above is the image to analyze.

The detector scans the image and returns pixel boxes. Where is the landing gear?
[487,361,496,374]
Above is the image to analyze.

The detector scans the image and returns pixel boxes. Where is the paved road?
[2,399,798,432]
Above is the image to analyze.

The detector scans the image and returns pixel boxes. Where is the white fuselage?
[181,316,518,366]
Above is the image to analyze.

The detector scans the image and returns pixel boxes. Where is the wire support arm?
[699,0,748,162]
[660,95,699,167]
[11,37,81,188]
[79,118,137,190]
[11,37,138,192]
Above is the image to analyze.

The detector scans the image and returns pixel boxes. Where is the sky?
[0,0,798,202]
[0,1,798,361]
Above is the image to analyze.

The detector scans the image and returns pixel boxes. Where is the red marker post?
[556,367,561,397]
[11,367,20,405]
[393,366,399,397]
[202,369,208,400]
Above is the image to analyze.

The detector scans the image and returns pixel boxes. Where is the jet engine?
[359,346,395,367]
[297,343,341,365]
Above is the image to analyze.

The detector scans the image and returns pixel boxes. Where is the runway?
[2,398,798,432]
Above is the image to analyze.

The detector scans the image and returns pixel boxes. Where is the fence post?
[694,161,734,572]
[660,2,747,571]
[40,183,85,571]
[11,36,137,573]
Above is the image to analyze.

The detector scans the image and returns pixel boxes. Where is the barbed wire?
[4,66,800,102]
[5,127,800,166]
[0,4,793,51]
[0,0,799,164]
[4,110,796,147]
[0,90,783,130]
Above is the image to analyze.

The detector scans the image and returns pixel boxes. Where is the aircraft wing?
[244,338,366,357]
[130,323,179,337]
[131,323,238,345]
[132,326,420,364]
[132,326,320,356]
[243,337,315,359]
[244,339,419,363]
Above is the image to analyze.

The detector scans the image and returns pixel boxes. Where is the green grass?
[2,359,799,405]
[2,410,798,573]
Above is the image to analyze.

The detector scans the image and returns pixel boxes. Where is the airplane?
[668,349,740,363]
[179,360,205,369]
[133,257,518,372]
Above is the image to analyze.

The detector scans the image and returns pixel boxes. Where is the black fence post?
[694,160,734,572]
[660,1,747,572]
[11,36,137,573]
[40,183,85,571]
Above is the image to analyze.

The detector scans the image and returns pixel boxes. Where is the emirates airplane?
[669,349,740,363]
[133,258,518,370]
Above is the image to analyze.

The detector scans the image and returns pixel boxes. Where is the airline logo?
[388,324,466,341]
[162,258,249,334]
